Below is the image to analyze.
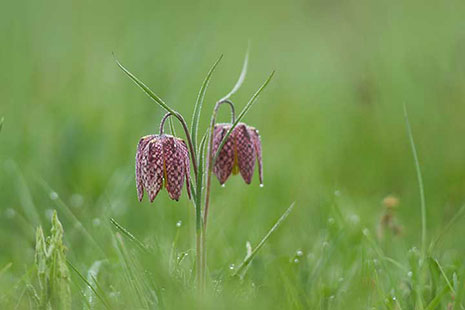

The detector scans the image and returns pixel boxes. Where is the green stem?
[201,100,236,287]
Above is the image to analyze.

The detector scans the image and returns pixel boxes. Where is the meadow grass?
[2,0,465,309]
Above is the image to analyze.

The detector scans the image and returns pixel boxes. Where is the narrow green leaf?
[219,48,249,102]
[404,103,427,257]
[214,70,275,163]
[113,53,176,115]
[0,262,12,278]
[0,117,4,132]
[233,202,294,278]
[431,258,456,294]
[191,55,223,150]
[109,218,152,255]
[67,261,112,310]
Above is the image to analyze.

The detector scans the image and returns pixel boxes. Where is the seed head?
[212,122,263,185]
[135,134,191,202]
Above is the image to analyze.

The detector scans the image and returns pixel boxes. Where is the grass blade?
[219,48,249,102]
[403,103,427,257]
[0,116,4,132]
[109,218,152,255]
[233,202,295,278]
[214,70,275,163]
[191,55,223,150]
[113,53,176,115]
[67,261,111,310]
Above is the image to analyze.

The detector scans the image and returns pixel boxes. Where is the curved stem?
[158,112,198,180]
[201,100,236,285]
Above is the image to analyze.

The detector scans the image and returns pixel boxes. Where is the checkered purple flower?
[135,134,191,202]
[212,122,263,185]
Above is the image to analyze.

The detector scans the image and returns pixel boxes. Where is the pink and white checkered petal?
[212,124,235,184]
[177,139,191,199]
[135,135,156,201]
[235,124,256,184]
[143,138,164,203]
[248,127,263,185]
[163,136,185,201]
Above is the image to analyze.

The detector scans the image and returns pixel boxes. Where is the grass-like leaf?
[213,70,275,163]
[0,117,4,132]
[113,53,176,115]
[68,261,111,310]
[109,218,152,255]
[219,48,249,103]
[191,55,223,150]
[403,103,427,257]
[233,202,295,279]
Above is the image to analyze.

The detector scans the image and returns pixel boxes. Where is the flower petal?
[235,123,256,184]
[248,127,263,185]
[142,137,164,202]
[177,138,191,199]
[162,136,185,201]
[135,135,155,201]
[212,124,235,184]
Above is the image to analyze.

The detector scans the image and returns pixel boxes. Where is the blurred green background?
[1,0,465,308]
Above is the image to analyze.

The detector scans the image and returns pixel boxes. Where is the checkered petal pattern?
[135,135,156,201]
[177,139,192,199]
[162,136,188,201]
[212,123,235,185]
[142,137,164,202]
[249,127,263,185]
[135,134,191,203]
[235,123,256,184]
[212,122,263,185]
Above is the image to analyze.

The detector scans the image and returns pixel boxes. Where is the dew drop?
[296,250,303,257]
[229,264,235,270]
[294,258,300,264]
[407,271,413,278]
[259,184,264,188]
[221,184,226,188]
[45,209,54,219]
[176,220,182,227]
[49,192,59,200]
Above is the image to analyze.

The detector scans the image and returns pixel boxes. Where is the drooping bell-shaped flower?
[135,134,191,202]
[212,122,263,185]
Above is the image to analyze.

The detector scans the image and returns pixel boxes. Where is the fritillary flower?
[212,122,263,185]
[135,134,191,202]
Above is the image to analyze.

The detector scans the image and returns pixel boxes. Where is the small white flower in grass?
[176,220,182,228]
[49,191,59,200]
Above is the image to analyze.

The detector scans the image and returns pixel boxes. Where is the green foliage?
[34,211,71,310]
